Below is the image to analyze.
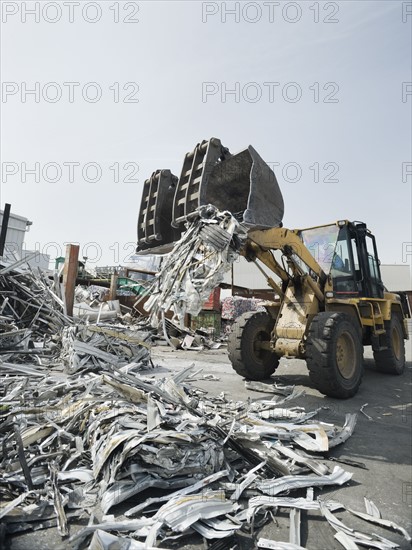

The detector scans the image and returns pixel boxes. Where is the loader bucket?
[136,138,284,253]
[137,169,181,253]
[202,145,284,229]
[172,138,284,229]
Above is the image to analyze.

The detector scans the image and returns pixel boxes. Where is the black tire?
[306,312,363,399]
[228,311,279,380]
[373,315,405,375]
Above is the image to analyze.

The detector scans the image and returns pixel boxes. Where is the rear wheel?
[306,312,363,399]
[373,315,405,375]
[228,311,279,380]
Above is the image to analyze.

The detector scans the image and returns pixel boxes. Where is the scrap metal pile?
[0,265,410,548]
[0,261,72,353]
[1,346,411,547]
[0,260,152,372]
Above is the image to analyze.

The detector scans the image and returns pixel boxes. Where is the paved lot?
[151,342,412,549]
[8,339,412,550]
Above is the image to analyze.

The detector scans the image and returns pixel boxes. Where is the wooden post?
[109,272,118,301]
[63,244,79,317]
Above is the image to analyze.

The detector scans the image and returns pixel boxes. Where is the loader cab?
[299,221,384,299]
[331,221,384,299]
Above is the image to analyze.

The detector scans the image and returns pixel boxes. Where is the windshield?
[298,225,340,274]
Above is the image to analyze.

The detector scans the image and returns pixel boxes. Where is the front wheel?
[373,314,405,375]
[228,311,279,380]
[306,312,363,399]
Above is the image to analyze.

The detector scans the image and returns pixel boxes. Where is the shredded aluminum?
[0,258,410,549]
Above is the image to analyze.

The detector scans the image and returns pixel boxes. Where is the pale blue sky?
[1,1,411,267]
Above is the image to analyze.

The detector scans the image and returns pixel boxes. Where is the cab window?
[331,227,357,294]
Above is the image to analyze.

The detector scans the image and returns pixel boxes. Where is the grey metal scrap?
[257,466,353,497]
[0,261,72,344]
[318,499,370,546]
[346,505,411,543]
[272,442,329,476]
[88,529,153,549]
[245,381,296,395]
[244,496,342,521]
[68,519,154,549]
[0,277,410,550]
[50,464,68,537]
[317,499,407,550]
[364,497,381,519]
[124,469,230,518]
[257,539,306,549]
[289,507,301,546]
[142,205,247,326]
[328,414,358,448]
[145,490,238,546]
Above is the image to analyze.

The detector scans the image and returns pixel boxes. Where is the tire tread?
[228,311,279,380]
[306,312,363,399]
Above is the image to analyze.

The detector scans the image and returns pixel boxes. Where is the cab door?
[350,222,384,299]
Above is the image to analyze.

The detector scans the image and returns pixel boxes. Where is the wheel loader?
[137,138,410,398]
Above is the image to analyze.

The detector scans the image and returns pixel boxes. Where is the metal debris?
[257,539,306,549]
[0,259,72,346]
[1,355,409,548]
[364,497,381,519]
[360,403,373,421]
[142,205,246,328]
[245,381,296,395]
[257,466,352,497]
[346,504,411,543]
[328,413,358,448]
[0,262,410,549]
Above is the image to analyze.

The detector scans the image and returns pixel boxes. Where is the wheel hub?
[253,330,271,360]
[336,332,356,379]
